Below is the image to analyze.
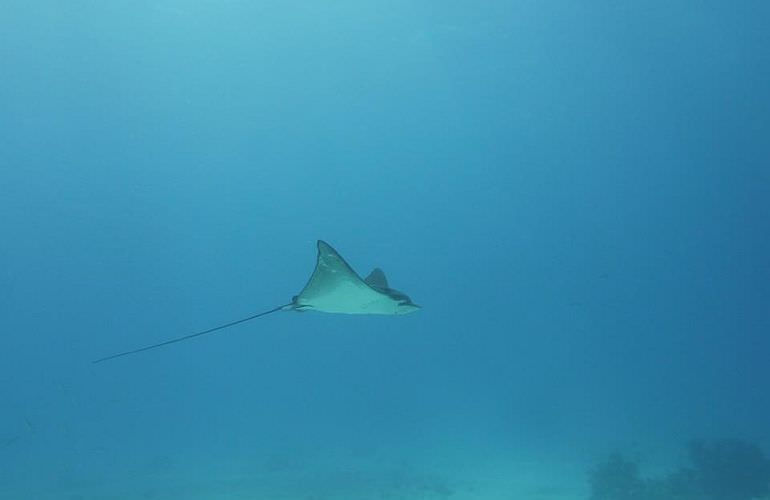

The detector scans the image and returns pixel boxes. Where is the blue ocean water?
[1,1,769,498]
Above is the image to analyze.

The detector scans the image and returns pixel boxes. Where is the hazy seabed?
[0,444,588,499]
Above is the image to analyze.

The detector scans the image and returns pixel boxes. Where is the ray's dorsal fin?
[364,268,389,289]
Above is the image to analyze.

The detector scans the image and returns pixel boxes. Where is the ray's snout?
[397,301,421,314]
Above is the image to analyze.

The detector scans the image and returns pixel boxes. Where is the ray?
[288,240,419,315]
[93,240,418,363]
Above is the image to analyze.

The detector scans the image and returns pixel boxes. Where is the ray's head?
[397,301,421,315]
[391,292,421,315]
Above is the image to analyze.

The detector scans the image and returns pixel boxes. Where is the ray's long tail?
[92,303,293,364]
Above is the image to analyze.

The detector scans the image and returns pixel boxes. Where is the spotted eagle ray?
[93,240,419,363]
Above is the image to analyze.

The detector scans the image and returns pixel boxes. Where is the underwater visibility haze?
[1,1,769,499]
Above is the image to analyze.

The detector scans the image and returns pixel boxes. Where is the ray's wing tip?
[316,240,339,255]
